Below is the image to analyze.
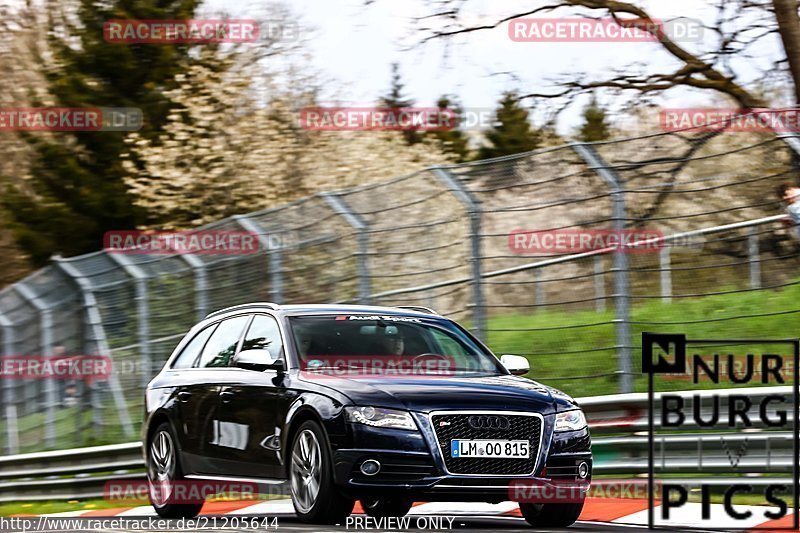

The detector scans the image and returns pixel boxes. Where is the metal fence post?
[233,215,284,303]
[534,269,545,311]
[571,143,632,393]
[13,283,56,448]
[106,253,152,388]
[776,131,800,156]
[319,192,371,304]
[430,167,487,340]
[52,257,134,439]
[269,245,284,304]
[180,254,208,321]
[747,227,761,289]
[660,247,672,303]
[0,311,19,454]
[593,256,606,312]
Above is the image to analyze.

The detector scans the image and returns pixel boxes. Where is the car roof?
[204,303,442,322]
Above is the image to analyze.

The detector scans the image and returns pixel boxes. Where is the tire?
[519,500,584,528]
[290,420,355,524]
[361,498,413,518]
[146,422,203,519]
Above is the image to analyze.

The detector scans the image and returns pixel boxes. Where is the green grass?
[0,399,138,453]
[0,498,125,516]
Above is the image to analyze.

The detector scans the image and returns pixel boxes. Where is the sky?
[203,0,786,134]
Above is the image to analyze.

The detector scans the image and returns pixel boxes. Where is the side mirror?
[234,349,284,372]
[500,354,530,376]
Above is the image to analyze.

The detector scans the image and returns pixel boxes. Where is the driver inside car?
[382,329,406,356]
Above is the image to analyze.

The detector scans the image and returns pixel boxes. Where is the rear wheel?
[519,500,584,528]
[361,498,413,518]
[147,423,203,519]
[290,421,354,524]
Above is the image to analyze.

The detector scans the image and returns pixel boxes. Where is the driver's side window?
[242,314,284,360]
[198,315,250,368]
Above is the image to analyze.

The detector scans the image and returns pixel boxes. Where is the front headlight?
[344,406,417,431]
[555,409,587,432]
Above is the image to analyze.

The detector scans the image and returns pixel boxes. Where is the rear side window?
[198,315,251,368]
[172,324,217,369]
[242,314,284,359]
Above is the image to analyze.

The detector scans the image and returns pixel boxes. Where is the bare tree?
[773,0,800,104]
[408,0,800,108]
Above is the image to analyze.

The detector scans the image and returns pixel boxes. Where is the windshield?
[288,314,505,377]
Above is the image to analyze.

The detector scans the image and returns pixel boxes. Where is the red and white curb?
[21,498,794,530]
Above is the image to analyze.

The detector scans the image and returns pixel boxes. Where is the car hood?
[298,373,559,414]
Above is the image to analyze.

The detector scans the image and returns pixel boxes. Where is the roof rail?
[205,302,279,319]
[394,305,438,315]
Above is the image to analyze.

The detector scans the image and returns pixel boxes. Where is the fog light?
[360,459,381,476]
[577,461,590,479]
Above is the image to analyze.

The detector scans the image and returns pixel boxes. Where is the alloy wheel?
[147,429,176,506]
[290,429,322,513]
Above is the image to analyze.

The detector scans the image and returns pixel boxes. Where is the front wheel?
[290,421,354,524]
[519,500,584,528]
[361,498,413,518]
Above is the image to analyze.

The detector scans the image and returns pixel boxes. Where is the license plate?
[450,439,529,459]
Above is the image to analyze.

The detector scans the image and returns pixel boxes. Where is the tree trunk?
[774,0,800,104]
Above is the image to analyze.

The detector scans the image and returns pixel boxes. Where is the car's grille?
[430,412,542,475]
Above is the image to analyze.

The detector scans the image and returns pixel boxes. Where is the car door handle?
[177,391,192,402]
[220,390,235,403]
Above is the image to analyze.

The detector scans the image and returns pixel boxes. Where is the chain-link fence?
[2,118,800,453]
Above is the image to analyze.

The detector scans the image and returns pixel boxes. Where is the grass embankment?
[0,499,123,516]
[485,280,799,397]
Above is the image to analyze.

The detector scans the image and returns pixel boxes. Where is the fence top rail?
[371,214,790,299]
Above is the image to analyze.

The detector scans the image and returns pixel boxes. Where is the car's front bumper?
[332,415,592,502]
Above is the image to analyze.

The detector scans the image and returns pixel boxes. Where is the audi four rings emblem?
[467,415,510,430]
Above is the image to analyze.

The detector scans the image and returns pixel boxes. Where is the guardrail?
[0,442,143,502]
[0,387,793,502]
